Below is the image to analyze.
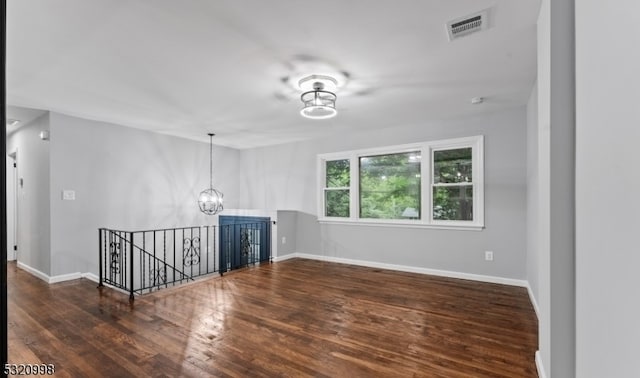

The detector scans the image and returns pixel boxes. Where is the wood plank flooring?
[7,259,538,377]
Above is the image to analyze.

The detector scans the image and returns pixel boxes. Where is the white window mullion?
[350,154,359,220]
[429,145,436,224]
[317,157,326,218]
[474,136,484,226]
[432,182,473,188]
[421,145,429,224]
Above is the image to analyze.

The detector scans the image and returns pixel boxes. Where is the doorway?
[6,153,16,261]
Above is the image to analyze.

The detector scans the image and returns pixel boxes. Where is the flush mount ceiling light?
[299,74,338,119]
[198,133,224,215]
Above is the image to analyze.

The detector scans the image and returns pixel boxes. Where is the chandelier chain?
[209,133,213,188]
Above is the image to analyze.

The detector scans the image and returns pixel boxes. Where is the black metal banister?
[98,221,271,300]
[101,229,195,285]
[98,229,103,288]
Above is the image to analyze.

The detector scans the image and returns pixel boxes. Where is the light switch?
[62,190,76,200]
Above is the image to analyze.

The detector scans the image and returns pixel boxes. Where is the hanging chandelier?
[299,74,338,119]
[198,133,224,215]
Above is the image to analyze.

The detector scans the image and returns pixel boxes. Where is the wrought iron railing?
[98,222,271,300]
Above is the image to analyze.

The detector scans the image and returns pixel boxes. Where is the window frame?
[317,136,484,230]
[322,158,352,219]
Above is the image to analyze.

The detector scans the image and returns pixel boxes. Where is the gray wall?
[239,108,527,280]
[575,0,640,376]
[6,113,52,275]
[275,210,297,257]
[48,112,240,276]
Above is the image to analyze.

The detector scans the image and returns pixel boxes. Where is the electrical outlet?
[282,236,286,244]
[62,190,76,200]
[485,251,494,261]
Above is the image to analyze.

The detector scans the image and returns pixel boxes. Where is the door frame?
[6,152,16,261]
[2,0,10,366]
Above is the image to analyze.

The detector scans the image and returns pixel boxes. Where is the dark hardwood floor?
[8,258,538,377]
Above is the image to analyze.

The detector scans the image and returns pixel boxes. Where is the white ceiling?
[7,0,540,149]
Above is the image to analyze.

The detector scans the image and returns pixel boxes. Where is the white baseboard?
[535,351,547,378]
[17,261,50,283]
[82,272,100,283]
[17,261,98,285]
[526,282,541,321]
[272,253,299,262]
[285,253,529,287]
[49,272,84,284]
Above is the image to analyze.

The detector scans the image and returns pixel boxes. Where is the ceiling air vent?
[446,10,489,41]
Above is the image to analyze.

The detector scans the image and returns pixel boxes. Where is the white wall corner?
[536,350,547,378]
[526,282,541,321]
[82,272,100,283]
[17,261,50,283]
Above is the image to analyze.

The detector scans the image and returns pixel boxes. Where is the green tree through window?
[324,159,350,217]
[359,152,421,219]
[432,148,473,221]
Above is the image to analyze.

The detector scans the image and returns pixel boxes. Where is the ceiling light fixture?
[299,75,338,119]
[198,133,224,215]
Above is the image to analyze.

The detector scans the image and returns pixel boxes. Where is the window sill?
[317,218,484,231]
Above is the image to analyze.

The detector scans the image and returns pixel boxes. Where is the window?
[432,147,473,221]
[359,152,421,220]
[318,136,484,229]
[323,159,350,218]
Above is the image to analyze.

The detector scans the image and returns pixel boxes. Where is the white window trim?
[317,136,484,230]
[318,155,353,221]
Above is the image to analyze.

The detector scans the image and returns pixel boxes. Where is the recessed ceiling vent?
[447,10,489,41]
